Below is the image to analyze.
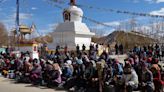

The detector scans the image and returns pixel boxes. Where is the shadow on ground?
[0,77,68,92]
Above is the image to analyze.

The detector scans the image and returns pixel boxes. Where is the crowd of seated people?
[0,44,164,92]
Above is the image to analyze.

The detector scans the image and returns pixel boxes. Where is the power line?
[46,0,117,28]
[49,0,164,19]
[47,0,164,39]
[0,0,6,3]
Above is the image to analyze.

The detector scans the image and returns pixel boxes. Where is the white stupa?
[48,0,95,50]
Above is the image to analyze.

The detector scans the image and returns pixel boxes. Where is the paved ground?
[0,77,66,92]
[0,77,140,92]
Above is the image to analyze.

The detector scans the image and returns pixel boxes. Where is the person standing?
[82,44,86,52]
[155,45,161,61]
[96,44,99,55]
[119,44,123,55]
[107,44,110,54]
[56,45,60,52]
[161,44,164,58]
[115,43,119,55]
[76,44,80,55]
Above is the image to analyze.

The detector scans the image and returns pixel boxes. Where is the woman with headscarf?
[62,60,73,80]
[112,59,123,77]
[150,62,163,92]
[112,60,124,92]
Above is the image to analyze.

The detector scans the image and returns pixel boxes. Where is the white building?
[48,0,95,50]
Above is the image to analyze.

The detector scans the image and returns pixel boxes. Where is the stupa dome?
[63,5,83,22]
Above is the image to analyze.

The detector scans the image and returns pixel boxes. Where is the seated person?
[121,62,138,92]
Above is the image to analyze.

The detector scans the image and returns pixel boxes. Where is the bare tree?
[90,28,105,37]
[0,22,8,47]
[129,17,137,32]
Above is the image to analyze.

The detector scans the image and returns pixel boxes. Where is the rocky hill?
[92,31,156,49]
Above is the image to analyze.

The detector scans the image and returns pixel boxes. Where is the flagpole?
[16,0,19,27]
[16,0,20,50]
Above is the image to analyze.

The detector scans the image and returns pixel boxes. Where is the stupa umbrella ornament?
[70,0,75,5]
[30,23,36,33]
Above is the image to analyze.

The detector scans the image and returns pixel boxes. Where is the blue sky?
[0,0,163,36]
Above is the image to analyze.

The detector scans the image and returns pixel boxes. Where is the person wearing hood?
[121,62,138,92]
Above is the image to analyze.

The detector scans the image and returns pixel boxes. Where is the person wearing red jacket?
[161,73,164,91]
